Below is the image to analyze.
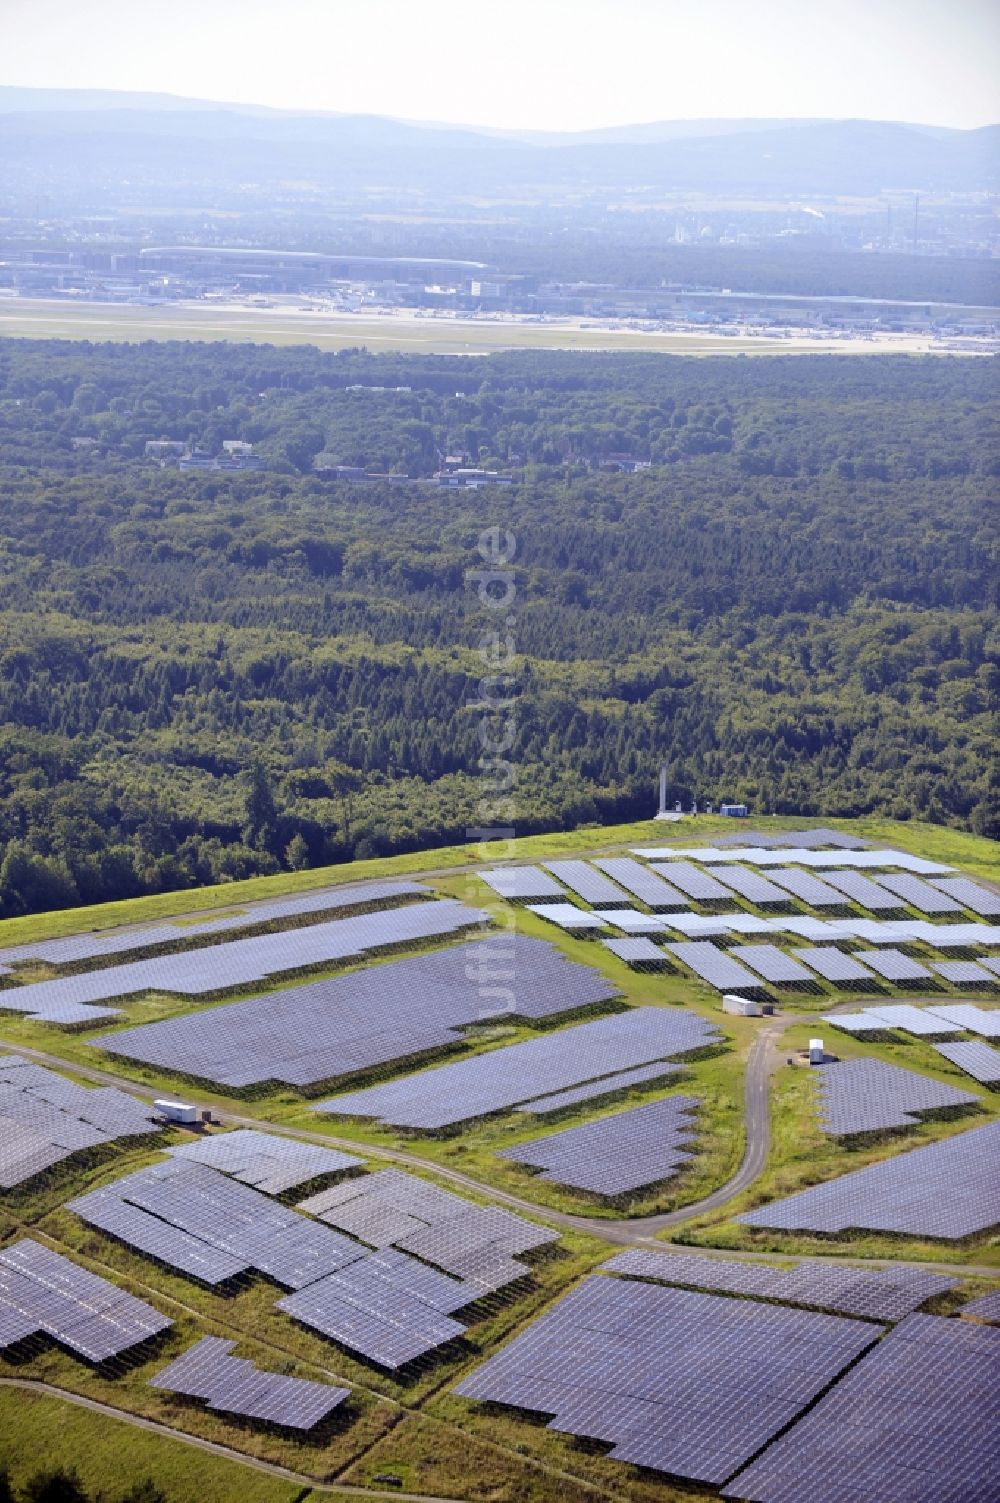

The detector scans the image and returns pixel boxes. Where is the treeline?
[0,341,996,917]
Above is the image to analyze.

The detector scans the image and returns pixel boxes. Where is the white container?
[153,1098,198,1124]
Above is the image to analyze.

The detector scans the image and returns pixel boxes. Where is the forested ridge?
[0,339,996,918]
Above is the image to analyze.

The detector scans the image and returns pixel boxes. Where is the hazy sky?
[2,0,998,130]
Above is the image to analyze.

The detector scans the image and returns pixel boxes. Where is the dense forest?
[0,338,996,918]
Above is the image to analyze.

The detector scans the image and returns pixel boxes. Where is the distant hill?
[0,87,996,198]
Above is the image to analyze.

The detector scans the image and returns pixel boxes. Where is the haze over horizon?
[3,0,999,132]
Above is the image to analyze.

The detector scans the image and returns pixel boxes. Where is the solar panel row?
[99,934,617,1090]
[722,1315,1000,1503]
[592,857,689,908]
[525,903,609,932]
[0,1238,171,1362]
[298,1167,556,1297]
[664,942,763,991]
[604,1248,957,1323]
[931,877,1000,917]
[960,1290,1000,1324]
[635,847,953,874]
[728,944,813,985]
[822,1005,963,1037]
[712,828,870,850]
[0,880,426,971]
[738,1119,1000,1239]
[4,898,488,1027]
[818,870,903,912]
[926,1002,1000,1036]
[763,867,847,908]
[277,1249,472,1369]
[648,861,733,900]
[478,867,563,901]
[315,1007,720,1130]
[456,1277,881,1485]
[500,1095,700,1196]
[874,871,963,914]
[854,947,933,982]
[0,1055,161,1189]
[601,937,670,966]
[933,1040,1000,1085]
[70,1158,364,1289]
[151,1334,349,1429]
[704,866,793,906]
[515,1061,680,1113]
[542,859,629,906]
[167,1128,361,1194]
[812,1059,976,1136]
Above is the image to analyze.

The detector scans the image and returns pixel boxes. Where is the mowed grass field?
[0,815,994,950]
[0,1387,305,1502]
[0,297,940,356]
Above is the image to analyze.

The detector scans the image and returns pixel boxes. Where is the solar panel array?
[932,959,998,987]
[704,866,792,906]
[635,847,953,874]
[793,947,872,984]
[600,910,669,934]
[728,944,813,985]
[98,934,617,1090]
[817,870,902,912]
[316,1007,720,1130]
[712,827,870,850]
[276,1250,470,1370]
[873,871,963,914]
[151,1335,349,1429]
[0,1238,171,1362]
[722,1314,1000,1503]
[602,937,669,965]
[592,857,689,908]
[663,913,735,937]
[456,1277,880,1485]
[514,1062,680,1114]
[0,1055,161,1189]
[738,1119,1000,1238]
[500,1095,700,1196]
[812,1059,976,1136]
[3,898,488,1028]
[961,1290,1000,1323]
[478,867,563,901]
[854,947,934,983]
[604,1248,957,1322]
[299,1167,556,1296]
[823,1005,962,1038]
[542,860,629,906]
[525,903,609,932]
[933,1041,1000,1085]
[930,876,1000,917]
[763,868,848,907]
[926,1003,1000,1036]
[0,880,426,973]
[664,942,764,991]
[167,1129,362,1193]
[649,861,732,900]
[69,1158,366,1288]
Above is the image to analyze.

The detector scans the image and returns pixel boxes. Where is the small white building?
[808,1038,825,1065]
[723,994,762,1017]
